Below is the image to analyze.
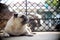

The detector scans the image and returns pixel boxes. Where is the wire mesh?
[0,0,60,32]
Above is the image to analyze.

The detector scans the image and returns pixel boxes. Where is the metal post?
[0,0,2,2]
[0,0,1,1]
[25,0,27,15]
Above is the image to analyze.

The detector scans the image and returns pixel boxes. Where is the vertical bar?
[25,0,27,15]
[0,0,1,1]
[0,0,2,2]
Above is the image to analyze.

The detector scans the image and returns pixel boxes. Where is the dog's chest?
[11,23,26,35]
[6,18,27,35]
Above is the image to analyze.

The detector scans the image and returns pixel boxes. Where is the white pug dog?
[2,13,34,36]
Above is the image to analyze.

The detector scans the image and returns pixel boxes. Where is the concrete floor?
[2,32,60,40]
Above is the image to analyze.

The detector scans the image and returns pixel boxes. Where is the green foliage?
[45,0,59,8]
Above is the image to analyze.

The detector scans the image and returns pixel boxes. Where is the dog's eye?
[20,15,25,18]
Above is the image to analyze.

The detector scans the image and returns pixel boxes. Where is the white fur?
[4,14,32,36]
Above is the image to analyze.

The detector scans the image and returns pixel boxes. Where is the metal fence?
[0,0,60,32]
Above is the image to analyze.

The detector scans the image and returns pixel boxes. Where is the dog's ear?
[14,14,18,18]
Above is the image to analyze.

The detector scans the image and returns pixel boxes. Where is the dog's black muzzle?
[20,15,29,24]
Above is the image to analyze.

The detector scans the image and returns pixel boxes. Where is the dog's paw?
[4,33,10,37]
[0,33,10,37]
[0,30,10,37]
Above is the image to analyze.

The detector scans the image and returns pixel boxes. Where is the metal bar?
[25,0,27,15]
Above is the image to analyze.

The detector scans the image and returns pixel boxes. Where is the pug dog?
[2,13,35,37]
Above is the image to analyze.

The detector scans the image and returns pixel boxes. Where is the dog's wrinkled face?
[13,13,28,25]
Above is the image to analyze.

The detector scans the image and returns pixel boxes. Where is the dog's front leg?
[0,30,10,37]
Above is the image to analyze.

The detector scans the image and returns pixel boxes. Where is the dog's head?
[13,13,28,25]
